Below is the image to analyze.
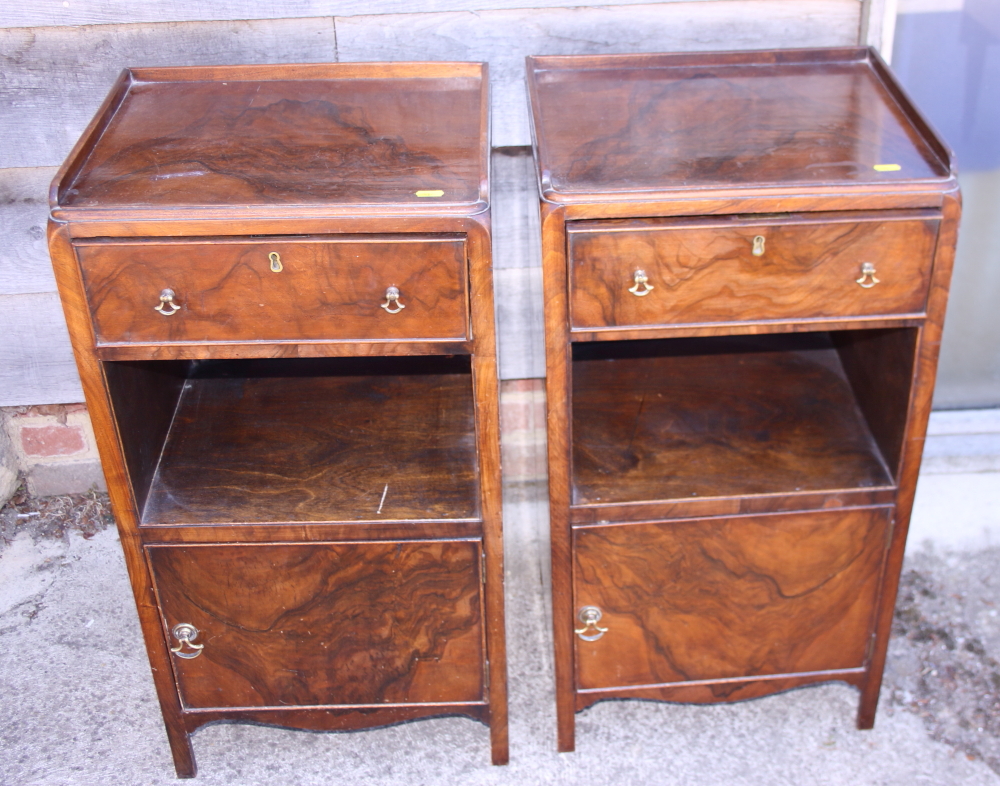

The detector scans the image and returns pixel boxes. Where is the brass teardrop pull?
[574,606,608,641]
[154,288,180,316]
[628,269,654,297]
[381,286,405,314]
[170,623,204,659]
[856,262,880,288]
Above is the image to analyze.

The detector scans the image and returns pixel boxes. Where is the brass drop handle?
[752,235,766,256]
[154,288,180,316]
[856,262,880,288]
[575,605,608,642]
[381,286,405,314]
[169,623,204,660]
[628,270,654,297]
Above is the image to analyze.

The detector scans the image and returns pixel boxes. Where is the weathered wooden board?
[0,292,83,406]
[491,149,542,270]
[495,265,545,380]
[2,0,725,28]
[336,1,864,147]
[0,167,59,295]
[0,18,337,169]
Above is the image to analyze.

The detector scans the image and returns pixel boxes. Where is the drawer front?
[149,540,484,709]
[569,215,938,328]
[76,236,468,344]
[573,508,890,691]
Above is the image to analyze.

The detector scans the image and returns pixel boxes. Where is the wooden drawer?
[573,507,890,691]
[76,235,468,344]
[149,540,484,709]
[568,213,939,329]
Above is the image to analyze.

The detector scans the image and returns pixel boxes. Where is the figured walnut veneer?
[49,62,506,777]
[528,48,960,751]
[148,541,485,709]
[77,236,470,345]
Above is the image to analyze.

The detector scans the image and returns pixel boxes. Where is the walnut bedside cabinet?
[48,62,507,777]
[526,47,960,751]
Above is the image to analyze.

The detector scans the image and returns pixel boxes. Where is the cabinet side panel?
[574,508,891,691]
[833,327,919,480]
[103,360,188,516]
[148,540,485,709]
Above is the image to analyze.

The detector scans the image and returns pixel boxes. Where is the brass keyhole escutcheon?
[154,288,180,316]
[628,269,654,297]
[268,252,283,273]
[170,623,205,659]
[856,262,880,288]
[574,606,608,642]
[752,235,766,256]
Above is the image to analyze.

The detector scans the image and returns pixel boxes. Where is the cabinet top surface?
[526,49,955,203]
[52,63,489,219]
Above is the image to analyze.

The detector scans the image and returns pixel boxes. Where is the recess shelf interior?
[108,355,481,526]
[571,332,895,507]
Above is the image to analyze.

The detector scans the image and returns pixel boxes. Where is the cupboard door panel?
[149,540,484,709]
[573,508,890,690]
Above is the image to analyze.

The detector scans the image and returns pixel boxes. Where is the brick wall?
[1,404,106,497]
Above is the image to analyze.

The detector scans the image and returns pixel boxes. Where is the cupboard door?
[573,508,891,690]
[148,540,484,709]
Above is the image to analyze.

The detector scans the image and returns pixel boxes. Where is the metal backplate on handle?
[628,270,653,297]
[856,262,880,288]
[381,286,405,314]
[575,605,608,642]
[154,288,180,316]
[170,623,205,659]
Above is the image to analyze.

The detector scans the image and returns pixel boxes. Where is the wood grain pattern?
[575,670,865,710]
[527,48,951,202]
[568,212,939,329]
[339,1,862,148]
[571,334,893,506]
[573,508,891,690]
[141,356,480,525]
[148,540,484,708]
[103,360,189,516]
[47,64,506,774]
[76,236,468,345]
[0,20,339,170]
[529,49,959,749]
[59,68,485,211]
[834,327,919,479]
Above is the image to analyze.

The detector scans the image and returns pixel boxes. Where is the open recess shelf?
[570,332,902,511]
[104,355,479,527]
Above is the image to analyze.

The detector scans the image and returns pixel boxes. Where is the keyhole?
[269,252,283,273]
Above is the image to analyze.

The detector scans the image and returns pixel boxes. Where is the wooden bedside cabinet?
[47,63,507,777]
[526,48,960,751]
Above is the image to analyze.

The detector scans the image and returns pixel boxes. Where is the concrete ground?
[2,407,999,786]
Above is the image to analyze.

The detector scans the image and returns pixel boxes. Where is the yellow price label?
[873,164,901,172]
[415,190,445,197]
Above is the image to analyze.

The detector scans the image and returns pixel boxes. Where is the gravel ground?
[0,485,113,549]
[2,489,999,782]
[884,547,1000,774]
